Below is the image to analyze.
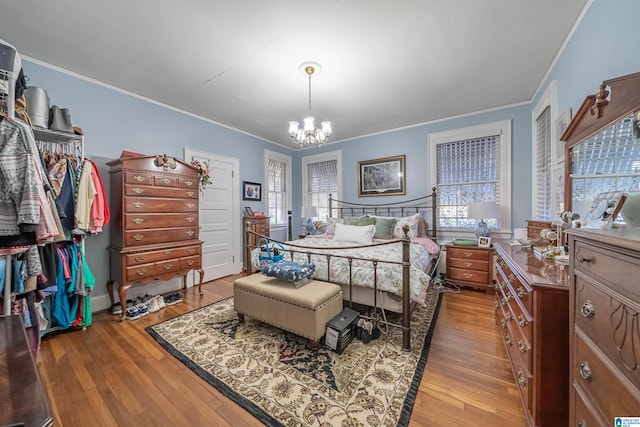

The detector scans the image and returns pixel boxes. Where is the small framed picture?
[243,181,261,201]
[244,206,254,217]
[478,236,492,248]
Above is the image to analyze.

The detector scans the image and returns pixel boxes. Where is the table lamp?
[301,206,318,235]
[467,202,498,238]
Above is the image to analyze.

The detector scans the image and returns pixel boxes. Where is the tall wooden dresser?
[107,153,204,318]
[566,228,640,425]
[493,242,569,427]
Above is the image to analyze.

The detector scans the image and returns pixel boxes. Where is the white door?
[184,148,241,283]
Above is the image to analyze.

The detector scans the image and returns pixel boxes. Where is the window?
[571,117,640,202]
[264,150,291,226]
[532,81,557,220]
[429,120,511,234]
[302,150,342,221]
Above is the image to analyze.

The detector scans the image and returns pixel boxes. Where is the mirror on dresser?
[561,72,640,227]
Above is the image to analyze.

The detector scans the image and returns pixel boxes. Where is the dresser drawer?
[448,247,490,261]
[124,171,153,185]
[125,245,201,266]
[156,259,181,274]
[573,386,607,427]
[574,277,640,387]
[125,213,198,229]
[574,334,640,417]
[448,267,488,285]
[448,257,488,271]
[124,197,198,213]
[124,227,199,246]
[154,175,178,187]
[181,255,201,270]
[125,184,198,199]
[125,262,156,282]
[574,239,640,303]
[179,177,198,189]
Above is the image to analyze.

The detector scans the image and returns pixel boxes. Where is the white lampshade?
[303,116,315,132]
[321,121,332,135]
[301,206,318,218]
[467,201,498,220]
[288,121,299,136]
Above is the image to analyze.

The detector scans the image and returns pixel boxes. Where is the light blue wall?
[15,0,639,308]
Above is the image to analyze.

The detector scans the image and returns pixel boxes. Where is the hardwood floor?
[36,275,527,426]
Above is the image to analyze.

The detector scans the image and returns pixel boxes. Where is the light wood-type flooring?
[37,275,527,426]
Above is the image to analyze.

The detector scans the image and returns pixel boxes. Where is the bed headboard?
[328,187,437,241]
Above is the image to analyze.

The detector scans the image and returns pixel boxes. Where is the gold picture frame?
[358,155,406,197]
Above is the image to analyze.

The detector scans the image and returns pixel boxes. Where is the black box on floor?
[324,307,359,354]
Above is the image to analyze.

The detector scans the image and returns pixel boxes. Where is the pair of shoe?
[146,295,166,312]
[164,292,183,306]
[111,302,123,315]
[355,318,381,344]
[125,304,148,320]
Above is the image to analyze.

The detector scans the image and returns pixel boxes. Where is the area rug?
[146,286,442,427]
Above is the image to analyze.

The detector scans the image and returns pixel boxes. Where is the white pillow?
[333,223,376,244]
[393,213,422,239]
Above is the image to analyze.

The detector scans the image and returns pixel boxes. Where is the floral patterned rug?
[146,287,442,427]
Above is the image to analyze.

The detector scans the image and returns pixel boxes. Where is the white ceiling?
[0,0,589,148]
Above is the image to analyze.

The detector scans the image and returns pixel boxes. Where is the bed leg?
[309,339,320,351]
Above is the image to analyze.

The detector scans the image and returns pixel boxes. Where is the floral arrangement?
[313,221,325,232]
[191,159,212,193]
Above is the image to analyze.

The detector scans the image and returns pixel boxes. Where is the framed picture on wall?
[358,155,406,197]
[242,181,261,201]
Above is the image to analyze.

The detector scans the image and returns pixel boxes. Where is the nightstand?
[445,244,495,293]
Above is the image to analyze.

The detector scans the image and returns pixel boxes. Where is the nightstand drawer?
[448,267,488,284]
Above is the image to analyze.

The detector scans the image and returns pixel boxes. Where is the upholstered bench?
[233,274,343,350]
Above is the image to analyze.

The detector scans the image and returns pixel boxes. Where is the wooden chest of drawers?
[446,244,495,293]
[566,228,640,425]
[493,242,569,427]
[243,216,270,248]
[107,154,204,318]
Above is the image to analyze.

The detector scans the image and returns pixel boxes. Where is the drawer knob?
[186,230,195,236]
[186,217,195,222]
[134,175,144,182]
[504,312,511,321]
[133,234,144,241]
[133,201,144,208]
[500,319,506,329]
[517,315,528,327]
[580,300,595,318]
[163,265,173,270]
[136,270,146,276]
[185,180,194,186]
[505,335,512,347]
[579,361,593,382]
[188,248,196,254]
[132,187,144,194]
[578,255,592,264]
[464,252,473,258]
[162,178,171,184]
[187,203,195,209]
[518,339,527,353]
[464,261,473,268]
[135,256,144,263]
[516,286,527,298]
[186,260,195,266]
[517,369,528,386]
[132,218,144,224]
[578,420,587,427]
[186,191,195,197]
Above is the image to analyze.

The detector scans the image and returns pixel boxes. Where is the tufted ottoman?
[233,274,343,350]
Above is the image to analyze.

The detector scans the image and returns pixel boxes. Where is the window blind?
[267,158,288,224]
[436,135,500,228]
[307,160,337,220]
[535,106,552,220]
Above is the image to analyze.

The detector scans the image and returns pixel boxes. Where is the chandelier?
[288,62,332,148]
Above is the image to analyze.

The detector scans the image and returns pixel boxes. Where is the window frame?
[531,80,558,220]
[301,149,342,221]
[428,120,512,239]
[264,149,292,228]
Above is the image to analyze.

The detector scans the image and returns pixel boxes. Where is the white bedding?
[251,236,436,306]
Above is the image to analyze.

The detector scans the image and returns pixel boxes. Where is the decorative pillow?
[325,217,344,235]
[372,217,396,239]
[393,213,422,239]
[333,223,376,244]
[261,260,316,288]
[412,237,441,255]
[343,216,376,226]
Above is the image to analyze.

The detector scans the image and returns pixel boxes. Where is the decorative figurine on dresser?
[106,152,204,319]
